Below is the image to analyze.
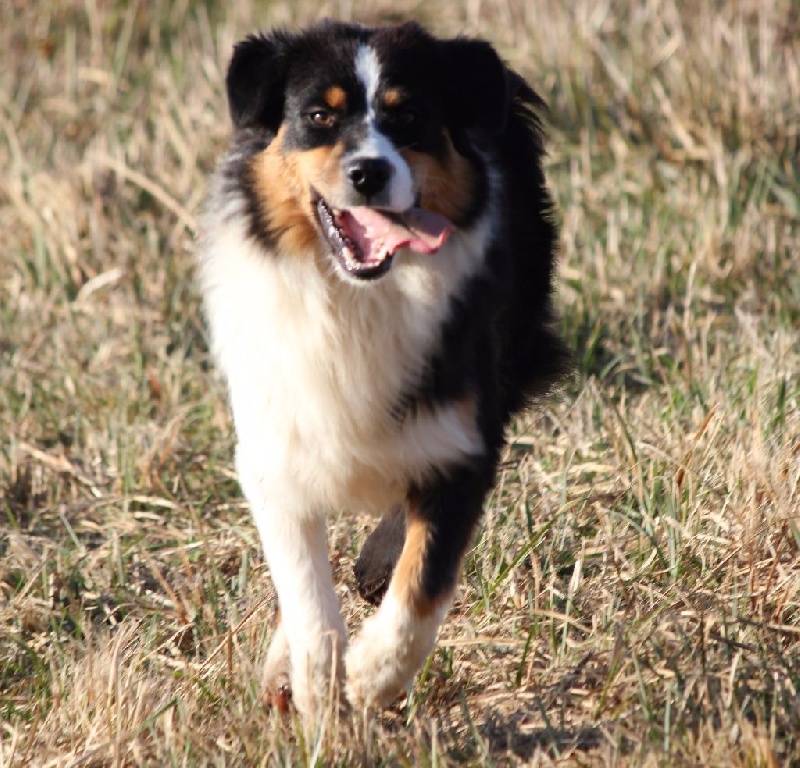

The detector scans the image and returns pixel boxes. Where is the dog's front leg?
[237,449,346,719]
[345,462,491,709]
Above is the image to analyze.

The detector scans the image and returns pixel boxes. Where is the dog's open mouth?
[315,196,453,280]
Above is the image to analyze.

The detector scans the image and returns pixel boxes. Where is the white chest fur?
[199,214,488,515]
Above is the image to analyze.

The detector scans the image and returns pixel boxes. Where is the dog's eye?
[309,109,336,128]
[396,109,417,126]
[383,106,419,129]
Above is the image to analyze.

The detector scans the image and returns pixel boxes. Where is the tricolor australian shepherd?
[199,19,567,718]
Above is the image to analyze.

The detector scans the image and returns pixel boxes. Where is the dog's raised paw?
[354,504,406,605]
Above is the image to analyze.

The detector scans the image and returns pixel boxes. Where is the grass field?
[1,0,798,764]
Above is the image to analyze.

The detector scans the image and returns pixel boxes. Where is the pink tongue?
[338,207,453,263]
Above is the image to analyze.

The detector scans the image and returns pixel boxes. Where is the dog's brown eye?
[397,109,417,125]
[309,110,336,128]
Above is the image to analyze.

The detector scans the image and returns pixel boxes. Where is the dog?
[198,19,567,718]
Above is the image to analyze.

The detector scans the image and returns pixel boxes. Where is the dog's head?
[225,20,509,282]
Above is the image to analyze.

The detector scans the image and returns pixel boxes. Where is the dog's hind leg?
[353,503,406,605]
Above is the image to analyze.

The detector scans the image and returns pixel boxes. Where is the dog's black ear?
[439,38,510,137]
[226,32,291,132]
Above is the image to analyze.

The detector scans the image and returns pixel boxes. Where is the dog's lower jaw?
[345,589,452,709]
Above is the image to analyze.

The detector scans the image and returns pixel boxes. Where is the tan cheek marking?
[294,141,346,205]
[250,127,318,254]
[402,131,476,224]
[324,86,347,110]
[456,393,478,431]
[250,131,346,255]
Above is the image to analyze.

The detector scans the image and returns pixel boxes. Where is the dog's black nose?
[347,157,393,198]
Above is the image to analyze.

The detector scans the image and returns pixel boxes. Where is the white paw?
[287,627,346,718]
[345,592,445,709]
[263,624,293,712]
[263,622,346,718]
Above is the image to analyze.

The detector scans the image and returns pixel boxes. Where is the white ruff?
[199,205,490,519]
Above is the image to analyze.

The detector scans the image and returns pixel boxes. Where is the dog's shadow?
[392,678,607,763]
[478,709,603,761]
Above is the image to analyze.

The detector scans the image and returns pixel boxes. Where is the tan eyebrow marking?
[381,88,406,108]
[324,86,347,110]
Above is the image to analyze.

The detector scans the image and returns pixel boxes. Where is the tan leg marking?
[389,513,436,617]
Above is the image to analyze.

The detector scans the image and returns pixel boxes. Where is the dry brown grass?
[1,0,798,765]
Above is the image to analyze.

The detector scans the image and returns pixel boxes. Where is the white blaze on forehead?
[352,42,414,212]
[355,44,381,115]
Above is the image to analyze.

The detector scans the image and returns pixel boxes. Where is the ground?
[1,0,799,765]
